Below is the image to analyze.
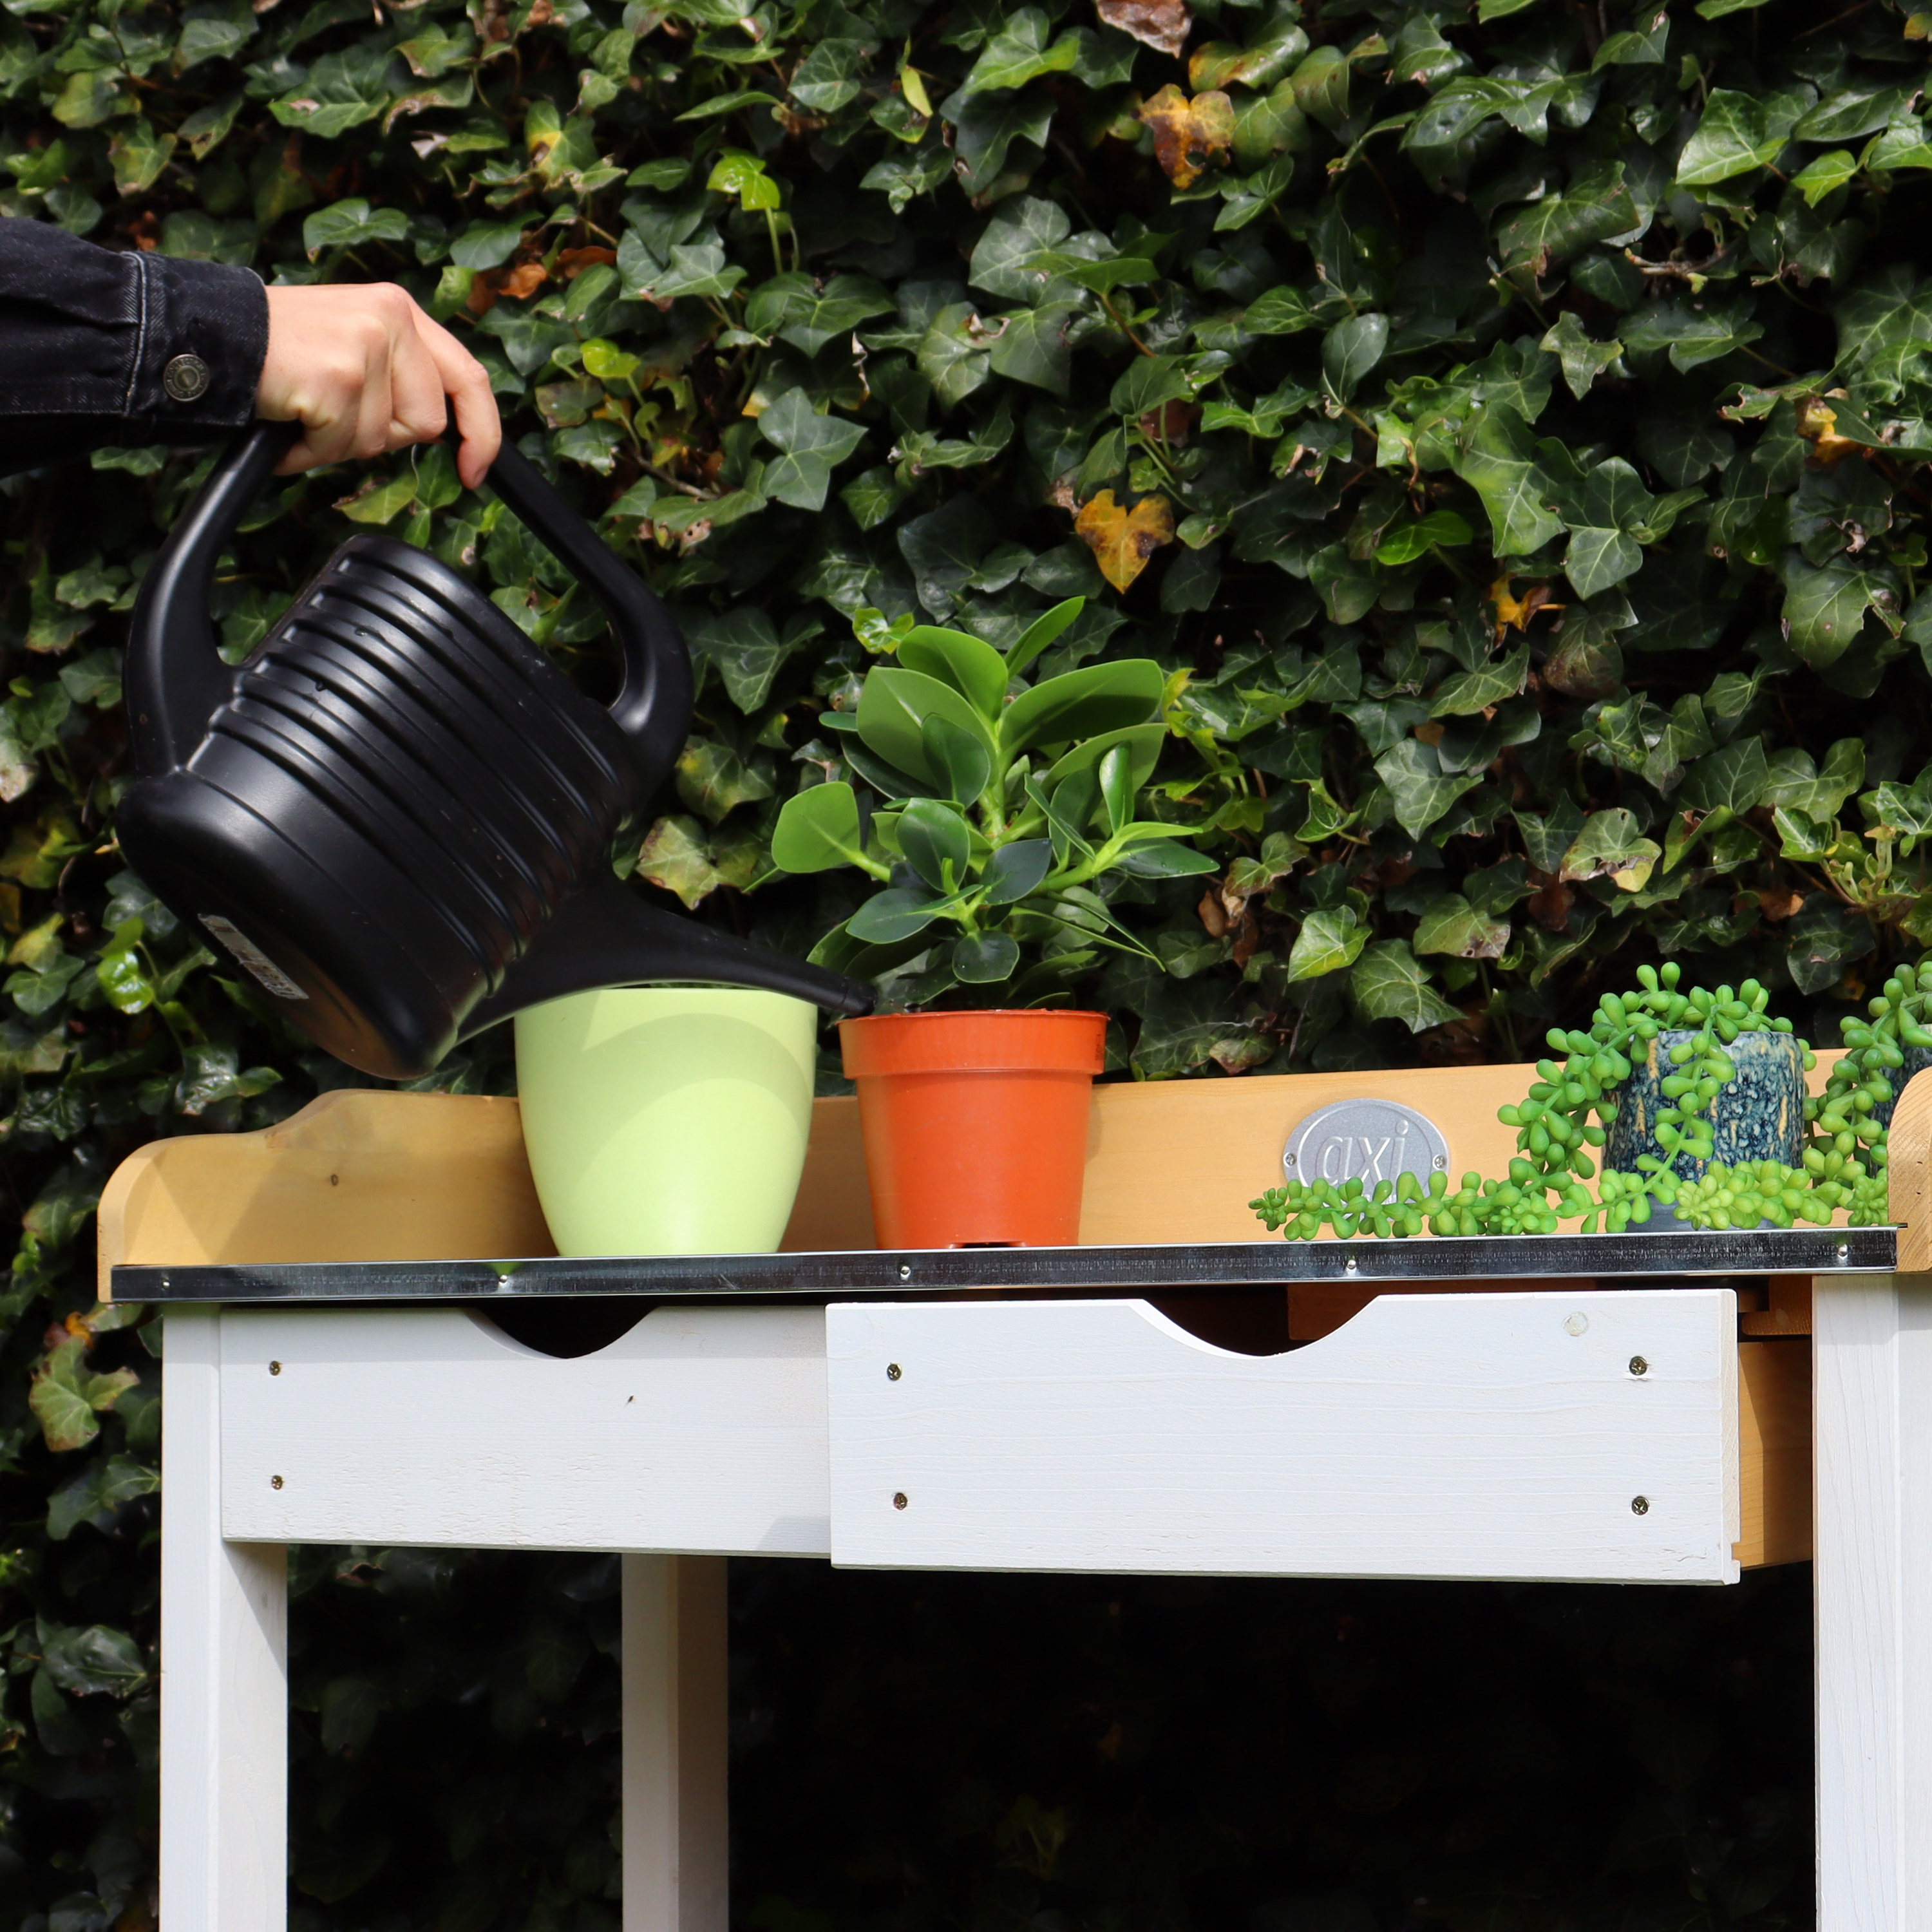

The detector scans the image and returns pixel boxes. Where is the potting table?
[98,1060,1932,1931]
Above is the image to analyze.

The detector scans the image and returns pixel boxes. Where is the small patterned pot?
[1871,1044,1932,1130]
[1605,1027,1806,1226]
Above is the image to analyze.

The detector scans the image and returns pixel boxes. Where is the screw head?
[270,1475,284,1490]
[269,1361,282,1376]
[1564,1312,1589,1336]
[1433,1153,1448,1170]
[886,1363,902,1381]
[1631,1495,1649,1515]
[1285,1153,1297,1167]
[1343,1256,1359,1274]
[1629,1355,1649,1377]
[892,1492,909,1510]
[1837,1244,1850,1263]
[898,1263,912,1280]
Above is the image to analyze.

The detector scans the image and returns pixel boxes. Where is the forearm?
[0,217,267,475]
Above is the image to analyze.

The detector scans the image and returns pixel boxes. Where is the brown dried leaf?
[1138,400,1199,446]
[1098,0,1190,57]
[1074,488,1176,592]
[498,260,548,300]
[1135,84,1234,189]
[1528,878,1573,933]
[1757,886,1806,923]
[555,245,617,279]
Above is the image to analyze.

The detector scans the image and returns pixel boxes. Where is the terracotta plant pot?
[839,1010,1108,1247]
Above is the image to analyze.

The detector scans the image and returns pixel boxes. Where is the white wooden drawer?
[826,1291,1741,1585]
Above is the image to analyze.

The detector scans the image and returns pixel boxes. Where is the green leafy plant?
[771,598,1216,1007]
[1253,965,1823,1237]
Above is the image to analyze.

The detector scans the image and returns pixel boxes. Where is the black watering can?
[118,421,871,1081]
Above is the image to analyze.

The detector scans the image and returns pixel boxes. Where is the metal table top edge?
[110,1225,1900,1304]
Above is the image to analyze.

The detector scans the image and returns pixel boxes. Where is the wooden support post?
[621,1555,728,1932]
[160,1307,289,1931]
[1814,1272,1932,1929]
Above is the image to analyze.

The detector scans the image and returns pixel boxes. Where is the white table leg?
[1815,1273,1932,1929]
[160,1306,288,1931]
[621,1554,727,1932]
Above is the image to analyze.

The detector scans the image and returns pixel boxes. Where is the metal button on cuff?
[162,354,211,402]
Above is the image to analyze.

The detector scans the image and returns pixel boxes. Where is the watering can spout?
[460,874,875,1041]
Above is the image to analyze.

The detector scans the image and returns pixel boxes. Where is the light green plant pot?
[514,987,818,1257]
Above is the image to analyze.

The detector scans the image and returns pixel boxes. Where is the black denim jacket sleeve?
[0,216,269,478]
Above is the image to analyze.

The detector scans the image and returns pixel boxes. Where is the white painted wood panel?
[160,1307,289,1932]
[828,1292,1739,1584]
[1814,1272,1932,1932]
[623,1555,728,1932]
[218,1305,831,1555]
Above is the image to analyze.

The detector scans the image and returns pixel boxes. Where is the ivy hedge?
[3,0,1927,1918]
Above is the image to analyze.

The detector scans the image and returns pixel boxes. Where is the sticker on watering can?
[1283,1099,1450,1189]
[200,914,308,1002]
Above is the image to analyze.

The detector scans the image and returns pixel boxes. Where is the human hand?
[257,282,501,489]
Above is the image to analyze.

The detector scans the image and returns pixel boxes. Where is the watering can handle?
[126,421,692,783]
[126,419,299,774]
[478,435,692,784]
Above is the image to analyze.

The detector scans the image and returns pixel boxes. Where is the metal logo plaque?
[1283,1098,1450,1189]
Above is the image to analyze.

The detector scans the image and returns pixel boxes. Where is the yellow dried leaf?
[1488,573,1561,639]
[1074,489,1176,592]
[1796,393,1861,466]
[1135,84,1234,189]
[1098,0,1191,59]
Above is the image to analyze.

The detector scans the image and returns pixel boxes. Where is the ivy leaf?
[1429,641,1530,717]
[270,43,395,139]
[1678,738,1770,816]
[1540,311,1622,401]
[1454,404,1564,557]
[757,390,867,512]
[1620,294,1765,373]
[743,271,893,355]
[956,9,1081,96]
[1560,808,1663,891]
[36,1620,149,1698]
[989,303,1078,395]
[967,195,1074,303]
[1413,893,1509,960]
[1497,160,1640,277]
[1321,313,1388,402]
[1374,739,1484,837]
[676,738,773,823]
[1137,84,1235,189]
[29,1336,137,1454]
[1350,940,1460,1032]
[916,303,996,407]
[1762,739,1864,819]
[947,88,1054,194]
[1286,906,1367,981]
[1675,88,1804,186]
[636,815,726,909]
[1073,490,1175,592]
[685,608,796,712]
[1833,266,1932,398]
[1781,551,1896,667]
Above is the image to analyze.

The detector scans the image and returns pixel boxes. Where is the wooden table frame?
[100,1062,1932,1931]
